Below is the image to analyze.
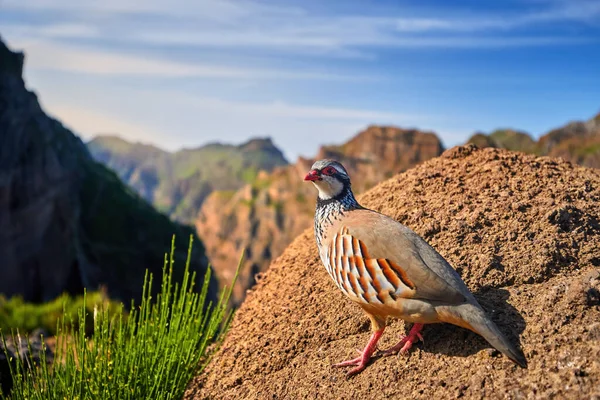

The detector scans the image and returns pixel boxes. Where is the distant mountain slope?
[467,112,600,167]
[0,36,217,304]
[468,129,538,154]
[197,126,444,305]
[88,135,289,223]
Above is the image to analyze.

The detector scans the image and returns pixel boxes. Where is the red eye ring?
[322,166,336,176]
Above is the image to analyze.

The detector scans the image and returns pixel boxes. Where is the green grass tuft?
[1,235,239,400]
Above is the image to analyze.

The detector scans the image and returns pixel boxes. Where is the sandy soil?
[186,145,600,400]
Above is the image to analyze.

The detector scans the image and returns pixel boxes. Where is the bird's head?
[304,159,351,200]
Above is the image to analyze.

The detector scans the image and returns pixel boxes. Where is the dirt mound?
[186,145,600,399]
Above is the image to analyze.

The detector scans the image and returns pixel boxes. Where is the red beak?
[304,169,320,181]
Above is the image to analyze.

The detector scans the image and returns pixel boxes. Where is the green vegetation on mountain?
[87,135,289,223]
[467,129,538,154]
[489,129,538,153]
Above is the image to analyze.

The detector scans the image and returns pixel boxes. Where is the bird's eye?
[322,166,336,176]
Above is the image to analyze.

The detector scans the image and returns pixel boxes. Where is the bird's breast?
[318,244,440,323]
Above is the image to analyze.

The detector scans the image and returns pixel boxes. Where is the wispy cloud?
[128,27,590,51]
[32,23,100,39]
[3,0,304,20]
[167,94,422,121]
[3,0,597,58]
[394,1,600,33]
[4,35,374,81]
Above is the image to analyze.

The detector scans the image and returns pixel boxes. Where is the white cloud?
[165,94,421,121]
[2,0,169,15]
[393,1,600,33]
[9,23,102,39]
[129,28,582,50]
[12,39,210,77]
[3,0,597,57]
[1,0,303,20]
[3,35,372,80]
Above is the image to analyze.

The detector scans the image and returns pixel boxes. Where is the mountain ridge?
[467,111,600,166]
[87,134,289,223]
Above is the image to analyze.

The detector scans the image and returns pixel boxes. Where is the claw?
[333,356,363,368]
[332,329,384,377]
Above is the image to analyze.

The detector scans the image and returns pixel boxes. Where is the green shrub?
[0,290,124,336]
[1,235,238,400]
[241,166,259,183]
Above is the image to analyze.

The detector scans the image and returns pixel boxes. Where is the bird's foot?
[332,351,373,376]
[332,329,384,377]
[381,323,424,356]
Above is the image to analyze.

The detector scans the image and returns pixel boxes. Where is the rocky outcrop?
[197,126,444,305]
[188,145,600,399]
[88,135,289,223]
[542,115,600,167]
[196,163,315,303]
[316,126,444,192]
[0,37,217,305]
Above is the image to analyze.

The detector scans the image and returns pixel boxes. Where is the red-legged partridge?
[304,159,526,376]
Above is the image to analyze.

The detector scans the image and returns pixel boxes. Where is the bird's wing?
[327,209,471,306]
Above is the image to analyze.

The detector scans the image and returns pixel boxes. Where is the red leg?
[381,323,424,356]
[333,328,384,376]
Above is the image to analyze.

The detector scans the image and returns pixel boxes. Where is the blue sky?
[1,0,599,161]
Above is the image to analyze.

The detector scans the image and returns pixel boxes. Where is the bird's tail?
[437,304,527,368]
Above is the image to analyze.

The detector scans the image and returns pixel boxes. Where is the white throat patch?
[315,184,335,200]
[312,175,344,200]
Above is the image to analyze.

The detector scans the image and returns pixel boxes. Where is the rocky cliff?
[197,126,444,305]
[541,114,600,167]
[468,112,600,167]
[187,145,600,399]
[0,37,217,304]
[88,135,288,223]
